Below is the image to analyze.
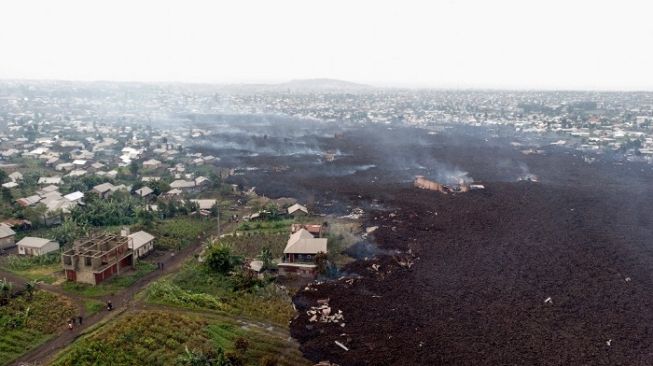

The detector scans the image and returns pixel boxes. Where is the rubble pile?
[306,299,345,325]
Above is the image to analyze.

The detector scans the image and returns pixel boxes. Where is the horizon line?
[1,77,652,93]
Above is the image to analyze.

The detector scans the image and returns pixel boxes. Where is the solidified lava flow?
[209,123,653,365]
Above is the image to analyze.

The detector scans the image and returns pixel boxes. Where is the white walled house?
[0,224,16,249]
[17,237,59,256]
[127,230,155,258]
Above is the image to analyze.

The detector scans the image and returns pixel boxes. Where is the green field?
[144,262,295,326]
[151,218,215,250]
[0,253,61,284]
[51,310,310,366]
[221,231,288,259]
[0,290,76,366]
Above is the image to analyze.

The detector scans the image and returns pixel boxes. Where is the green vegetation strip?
[0,290,76,366]
[51,310,310,366]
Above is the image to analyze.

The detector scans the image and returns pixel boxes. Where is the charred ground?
[195,120,653,365]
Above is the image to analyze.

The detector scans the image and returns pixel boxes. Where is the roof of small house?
[8,172,23,180]
[17,237,56,248]
[288,203,308,215]
[190,199,217,210]
[127,230,155,250]
[17,195,42,207]
[284,229,327,255]
[170,180,196,189]
[0,224,16,238]
[93,182,115,193]
[135,186,154,197]
[44,197,76,213]
[38,185,60,195]
[64,191,84,201]
[194,176,209,185]
[67,169,87,177]
[38,176,62,185]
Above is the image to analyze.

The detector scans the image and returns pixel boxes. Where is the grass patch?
[151,218,214,250]
[51,310,309,366]
[0,290,76,366]
[0,253,61,284]
[145,262,295,326]
[221,232,288,259]
[83,299,104,315]
[237,219,293,234]
[61,262,156,298]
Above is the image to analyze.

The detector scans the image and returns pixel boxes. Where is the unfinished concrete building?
[62,233,134,285]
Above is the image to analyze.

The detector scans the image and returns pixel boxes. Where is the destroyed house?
[62,233,133,285]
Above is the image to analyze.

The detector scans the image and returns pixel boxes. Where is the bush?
[205,245,242,275]
[145,281,228,311]
[3,253,60,271]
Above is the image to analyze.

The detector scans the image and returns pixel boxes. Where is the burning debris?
[518,174,539,182]
[414,175,484,194]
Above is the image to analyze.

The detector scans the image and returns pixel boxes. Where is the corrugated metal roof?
[17,237,54,248]
[128,230,155,250]
[284,229,327,254]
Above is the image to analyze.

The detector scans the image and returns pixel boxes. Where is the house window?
[85,257,92,266]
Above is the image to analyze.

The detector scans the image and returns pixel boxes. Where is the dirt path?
[10,223,230,366]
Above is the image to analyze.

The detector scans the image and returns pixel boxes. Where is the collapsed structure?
[414,175,484,194]
[62,233,134,285]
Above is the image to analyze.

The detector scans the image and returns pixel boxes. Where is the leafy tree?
[129,160,139,177]
[137,207,156,229]
[205,244,242,275]
[230,270,262,291]
[0,169,7,183]
[147,180,170,196]
[314,252,328,274]
[50,218,88,246]
[20,203,48,228]
[70,194,140,227]
[264,204,281,220]
[210,202,220,218]
[1,187,12,203]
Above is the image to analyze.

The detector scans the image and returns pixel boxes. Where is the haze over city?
[2,2,653,366]
[1,0,653,90]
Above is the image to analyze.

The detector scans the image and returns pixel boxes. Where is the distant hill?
[277,78,371,91]
[218,78,372,93]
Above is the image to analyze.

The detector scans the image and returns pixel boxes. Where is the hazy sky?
[1,0,652,90]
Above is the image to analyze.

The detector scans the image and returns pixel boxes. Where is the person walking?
[107,300,113,311]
